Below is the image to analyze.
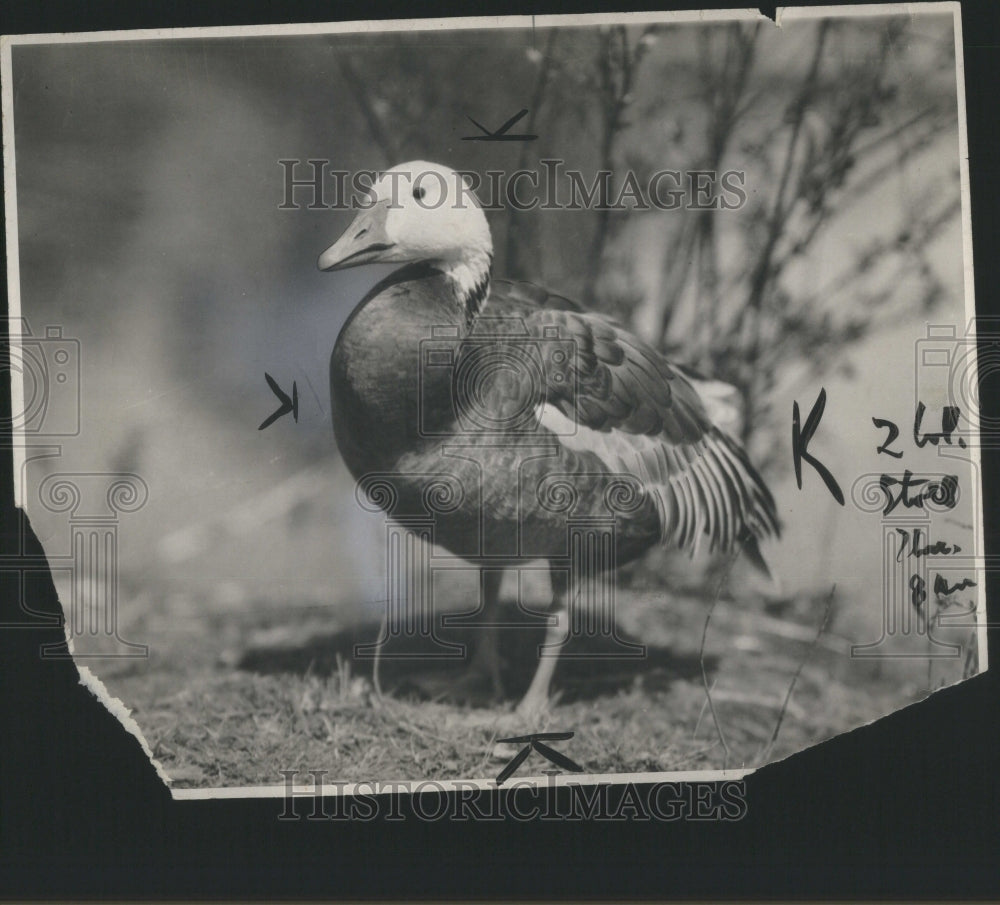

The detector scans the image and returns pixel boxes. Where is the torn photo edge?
[0,1,986,804]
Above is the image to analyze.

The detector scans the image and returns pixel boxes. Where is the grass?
[82,577,975,790]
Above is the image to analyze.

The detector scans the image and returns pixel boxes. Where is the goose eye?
[412,185,426,201]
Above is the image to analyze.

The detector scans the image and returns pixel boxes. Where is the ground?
[79,577,973,790]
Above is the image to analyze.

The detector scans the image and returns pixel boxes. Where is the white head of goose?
[319,161,493,322]
[321,160,780,721]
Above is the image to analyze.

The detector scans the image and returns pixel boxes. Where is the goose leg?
[411,569,503,705]
[465,568,504,699]
[515,567,567,719]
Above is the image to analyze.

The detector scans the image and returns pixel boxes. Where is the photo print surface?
[2,3,985,797]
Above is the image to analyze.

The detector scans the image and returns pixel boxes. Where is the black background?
[2,0,999,898]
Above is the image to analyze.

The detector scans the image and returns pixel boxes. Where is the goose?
[320,160,780,718]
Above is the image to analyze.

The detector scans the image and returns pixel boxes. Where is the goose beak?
[318,203,395,272]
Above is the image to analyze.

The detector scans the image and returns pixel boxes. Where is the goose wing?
[484,281,780,555]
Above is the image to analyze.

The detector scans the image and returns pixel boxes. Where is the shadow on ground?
[235,617,715,706]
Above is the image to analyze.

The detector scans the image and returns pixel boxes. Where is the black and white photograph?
[2,2,986,803]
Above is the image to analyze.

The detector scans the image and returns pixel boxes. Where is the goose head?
[318,160,493,304]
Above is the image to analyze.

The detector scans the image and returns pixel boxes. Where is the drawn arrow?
[462,108,538,142]
[495,744,533,786]
[258,373,298,430]
[495,731,583,785]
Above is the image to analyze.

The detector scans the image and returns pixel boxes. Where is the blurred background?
[7,11,983,782]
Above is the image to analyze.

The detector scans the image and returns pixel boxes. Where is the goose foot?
[514,688,551,723]
[447,659,505,706]
[406,665,502,707]
[407,630,504,706]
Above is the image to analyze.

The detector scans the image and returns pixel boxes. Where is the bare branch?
[505,29,559,278]
[698,545,743,769]
[758,585,836,764]
[336,53,399,165]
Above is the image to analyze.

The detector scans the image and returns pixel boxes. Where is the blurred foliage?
[11,16,961,473]
[9,15,964,590]
[9,16,975,715]
[330,16,961,466]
